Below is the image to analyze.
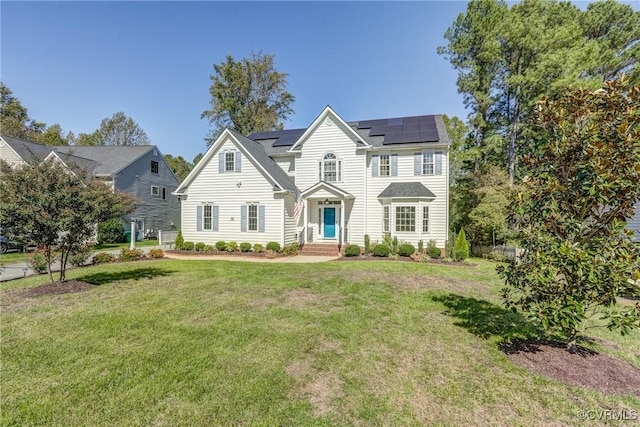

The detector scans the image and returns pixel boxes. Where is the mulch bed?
[20,280,96,298]
[165,250,275,258]
[337,255,477,266]
[504,340,640,396]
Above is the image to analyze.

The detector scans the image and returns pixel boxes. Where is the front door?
[323,207,336,238]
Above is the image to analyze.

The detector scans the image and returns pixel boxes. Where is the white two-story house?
[174,106,450,252]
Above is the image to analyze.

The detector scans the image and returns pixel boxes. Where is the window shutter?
[240,205,247,232]
[197,205,203,231]
[259,205,265,232]
[435,151,442,175]
[372,155,379,177]
[414,153,422,175]
[391,154,398,176]
[338,160,342,181]
[318,161,322,181]
[235,151,242,172]
[212,205,219,232]
[219,152,224,173]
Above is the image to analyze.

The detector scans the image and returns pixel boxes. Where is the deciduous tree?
[202,52,295,144]
[0,160,137,282]
[96,112,151,146]
[499,77,640,351]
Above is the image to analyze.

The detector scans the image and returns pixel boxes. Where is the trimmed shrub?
[215,241,227,251]
[148,248,165,259]
[453,229,470,261]
[182,241,195,251]
[98,218,125,244]
[364,234,371,254]
[93,252,116,265]
[266,241,281,252]
[398,243,415,257]
[195,242,206,252]
[427,239,441,259]
[344,244,361,257]
[391,236,399,255]
[281,243,299,256]
[27,250,48,273]
[175,229,184,249]
[373,244,390,257]
[69,245,94,267]
[253,243,264,253]
[119,248,145,261]
[240,242,252,252]
[203,245,214,253]
[225,241,237,252]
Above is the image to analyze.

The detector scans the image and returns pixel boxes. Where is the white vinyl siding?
[182,138,284,244]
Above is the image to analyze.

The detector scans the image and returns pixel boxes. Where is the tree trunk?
[508,91,520,186]
[45,245,54,284]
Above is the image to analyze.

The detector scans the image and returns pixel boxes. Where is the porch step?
[299,243,341,256]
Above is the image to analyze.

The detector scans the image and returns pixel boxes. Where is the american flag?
[294,193,303,221]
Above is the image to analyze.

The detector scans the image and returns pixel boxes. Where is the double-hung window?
[151,161,159,174]
[422,206,429,232]
[379,155,390,176]
[395,206,416,232]
[422,152,434,175]
[203,205,213,230]
[248,204,258,231]
[383,206,390,232]
[151,185,160,196]
[225,152,235,172]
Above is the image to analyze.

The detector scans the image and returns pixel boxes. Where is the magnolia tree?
[499,77,640,352]
[0,160,136,282]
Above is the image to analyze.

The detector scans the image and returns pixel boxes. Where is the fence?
[472,244,521,261]
[158,230,178,246]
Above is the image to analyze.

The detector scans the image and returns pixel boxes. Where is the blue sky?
[1,1,635,162]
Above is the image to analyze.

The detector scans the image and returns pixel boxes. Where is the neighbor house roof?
[54,145,155,176]
[1,135,98,173]
[378,182,436,199]
[1,134,160,177]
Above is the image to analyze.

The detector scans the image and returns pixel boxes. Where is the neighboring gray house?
[0,134,181,239]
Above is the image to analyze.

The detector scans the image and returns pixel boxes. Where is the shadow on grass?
[77,267,176,286]
[432,293,558,353]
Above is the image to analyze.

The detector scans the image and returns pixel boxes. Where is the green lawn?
[1,259,638,426]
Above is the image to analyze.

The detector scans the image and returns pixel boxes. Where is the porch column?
[303,199,307,244]
[340,199,345,246]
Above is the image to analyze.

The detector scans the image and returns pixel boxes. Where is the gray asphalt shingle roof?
[54,145,154,176]
[228,129,297,192]
[2,135,98,173]
[378,182,436,199]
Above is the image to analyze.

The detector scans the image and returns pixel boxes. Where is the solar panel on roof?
[388,117,403,126]
[369,127,387,136]
[403,116,420,124]
[403,124,420,132]
[401,132,421,142]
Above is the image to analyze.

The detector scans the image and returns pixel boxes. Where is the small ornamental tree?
[499,77,640,352]
[453,229,470,261]
[0,160,136,282]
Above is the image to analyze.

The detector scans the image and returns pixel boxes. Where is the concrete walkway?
[0,247,339,282]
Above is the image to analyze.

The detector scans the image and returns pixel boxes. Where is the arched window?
[319,153,341,182]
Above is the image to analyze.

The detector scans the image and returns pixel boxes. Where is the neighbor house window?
[225,152,235,172]
[151,185,160,196]
[422,152,434,175]
[203,205,212,230]
[151,161,159,174]
[383,206,390,232]
[319,153,341,182]
[423,206,429,232]
[395,206,416,232]
[162,188,166,200]
[248,204,258,231]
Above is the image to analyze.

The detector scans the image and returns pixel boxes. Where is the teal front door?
[323,207,336,238]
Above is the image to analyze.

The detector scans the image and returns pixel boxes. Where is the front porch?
[298,181,355,247]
